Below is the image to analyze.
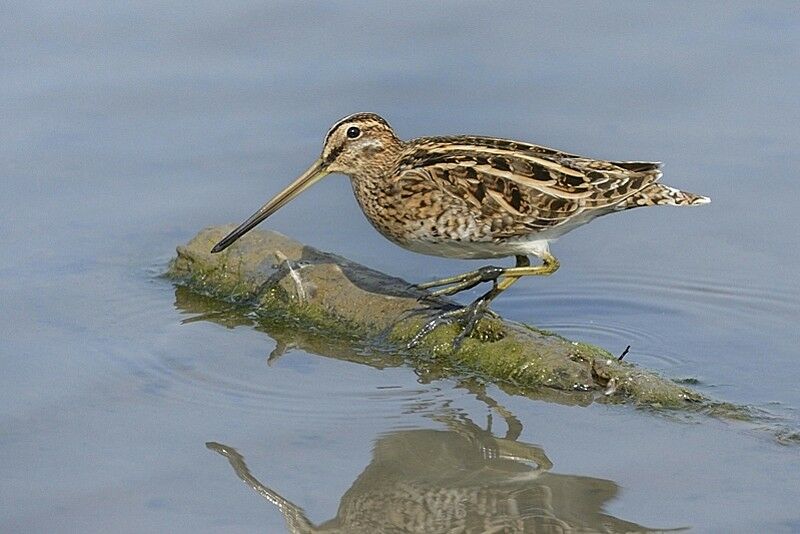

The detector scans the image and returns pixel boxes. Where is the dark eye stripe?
[325,142,345,163]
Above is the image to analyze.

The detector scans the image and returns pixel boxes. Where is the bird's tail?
[619,183,711,210]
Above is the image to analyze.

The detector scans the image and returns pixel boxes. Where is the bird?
[211,112,710,347]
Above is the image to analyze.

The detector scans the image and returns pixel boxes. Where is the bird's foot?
[407,295,498,350]
[415,265,505,298]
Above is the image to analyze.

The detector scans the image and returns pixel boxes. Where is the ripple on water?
[128,347,453,423]
[145,355,444,421]
[556,270,800,324]
[537,319,684,369]
[503,268,800,370]
[103,274,459,425]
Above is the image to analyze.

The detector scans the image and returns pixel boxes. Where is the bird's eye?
[346,126,361,139]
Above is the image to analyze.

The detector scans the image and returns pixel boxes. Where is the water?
[2,2,799,532]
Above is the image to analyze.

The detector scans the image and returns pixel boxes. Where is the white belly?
[394,236,552,260]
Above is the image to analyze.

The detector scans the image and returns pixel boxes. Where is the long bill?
[211,158,329,253]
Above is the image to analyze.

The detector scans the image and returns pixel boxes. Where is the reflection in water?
[179,285,681,531]
[208,407,676,533]
[173,285,594,407]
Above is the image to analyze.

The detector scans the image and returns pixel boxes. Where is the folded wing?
[396,136,662,236]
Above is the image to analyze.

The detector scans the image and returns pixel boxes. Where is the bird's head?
[211,112,400,254]
[321,112,400,176]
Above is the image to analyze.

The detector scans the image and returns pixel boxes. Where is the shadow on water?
[206,400,680,533]
[175,286,684,532]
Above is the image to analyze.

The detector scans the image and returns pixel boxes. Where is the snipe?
[211,113,709,347]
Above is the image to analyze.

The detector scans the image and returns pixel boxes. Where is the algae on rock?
[167,225,715,409]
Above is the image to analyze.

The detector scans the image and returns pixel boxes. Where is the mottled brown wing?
[397,137,662,235]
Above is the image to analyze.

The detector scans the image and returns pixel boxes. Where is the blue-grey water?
[2,2,800,532]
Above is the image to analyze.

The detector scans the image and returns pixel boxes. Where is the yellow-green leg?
[409,253,559,348]
[417,254,559,298]
[493,253,560,288]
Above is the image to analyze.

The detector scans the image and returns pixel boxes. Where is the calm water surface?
[2,2,800,532]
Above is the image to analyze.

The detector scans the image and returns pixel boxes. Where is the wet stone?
[169,226,732,412]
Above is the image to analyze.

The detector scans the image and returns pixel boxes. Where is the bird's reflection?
[176,286,680,532]
[207,400,675,533]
